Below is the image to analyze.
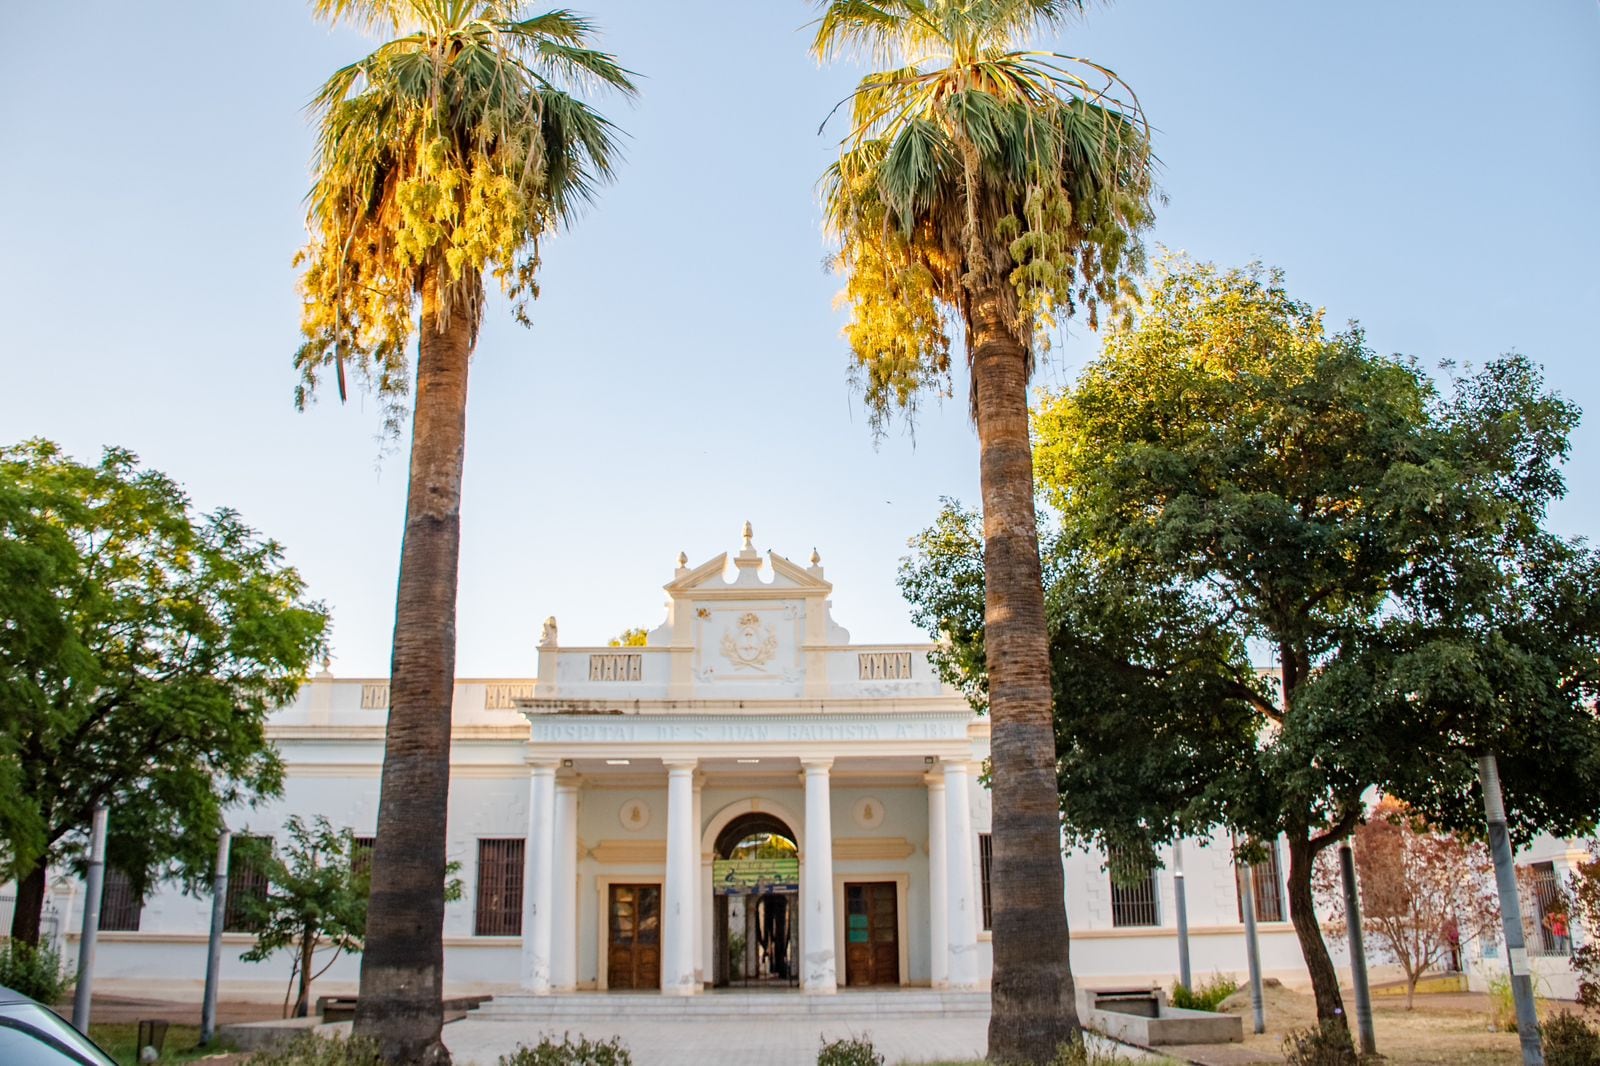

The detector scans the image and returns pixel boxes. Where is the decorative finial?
[741,520,754,550]
[539,616,559,647]
[677,550,688,568]
[810,547,821,567]
[316,655,333,678]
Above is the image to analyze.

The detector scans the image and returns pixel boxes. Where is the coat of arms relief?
[721,611,779,671]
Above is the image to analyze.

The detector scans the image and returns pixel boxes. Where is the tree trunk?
[295,930,316,1018]
[1287,832,1349,1027]
[1405,973,1417,1011]
[352,272,476,1066]
[9,862,47,946]
[971,290,1080,1065]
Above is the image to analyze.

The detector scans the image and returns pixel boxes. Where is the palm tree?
[294,3,633,1059]
[812,2,1154,1061]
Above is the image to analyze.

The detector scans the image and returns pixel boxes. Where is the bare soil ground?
[1164,982,1544,1066]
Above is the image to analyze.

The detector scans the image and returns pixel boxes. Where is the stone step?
[473,990,991,1020]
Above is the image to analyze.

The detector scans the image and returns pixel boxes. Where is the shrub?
[1171,974,1241,1012]
[1543,1012,1600,1066]
[1281,1020,1359,1066]
[817,1035,884,1066]
[1487,974,1519,1032]
[1049,1038,1128,1066]
[501,1033,634,1066]
[0,939,73,1004]
[250,1033,383,1066]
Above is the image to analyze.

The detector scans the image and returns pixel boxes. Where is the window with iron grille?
[1528,861,1570,957]
[1235,838,1286,924]
[1108,848,1160,927]
[98,867,141,932]
[224,835,273,933]
[475,838,525,936]
[979,833,993,930]
[352,835,376,880]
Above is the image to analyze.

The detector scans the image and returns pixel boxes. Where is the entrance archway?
[712,812,799,988]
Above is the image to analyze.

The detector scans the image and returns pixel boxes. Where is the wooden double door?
[606,883,661,989]
[843,881,900,986]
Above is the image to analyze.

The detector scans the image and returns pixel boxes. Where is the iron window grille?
[1108,848,1160,927]
[1527,861,1571,957]
[1234,837,1286,924]
[475,838,525,936]
[223,835,274,933]
[98,867,141,932]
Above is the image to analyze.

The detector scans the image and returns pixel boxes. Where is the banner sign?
[713,857,800,895]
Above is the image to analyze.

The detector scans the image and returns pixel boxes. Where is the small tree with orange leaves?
[1316,796,1499,1009]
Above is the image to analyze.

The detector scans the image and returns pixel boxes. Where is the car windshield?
[0,1003,116,1065]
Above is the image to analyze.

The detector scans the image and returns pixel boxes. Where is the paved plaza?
[444,1013,993,1066]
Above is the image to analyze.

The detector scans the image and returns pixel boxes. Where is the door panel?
[606,884,661,989]
[843,882,899,986]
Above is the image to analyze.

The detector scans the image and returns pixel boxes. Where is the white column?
[550,780,579,991]
[802,757,838,993]
[925,771,949,988]
[943,758,980,989]
[521,758,558,993]
[662,757,699,995]
[692,774,706,988]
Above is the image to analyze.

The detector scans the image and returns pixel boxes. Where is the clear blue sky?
[3,2,1597,676]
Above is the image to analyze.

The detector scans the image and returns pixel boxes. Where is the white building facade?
[16,531,1407,1000]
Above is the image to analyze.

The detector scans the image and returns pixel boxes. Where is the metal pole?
[1479,755,1544,1065]
[200,830,231,1046]
[71,806,108,1031]
[1174,839,1192,990]
[1241,861,1265,1034]
[1339,842,1377,1056]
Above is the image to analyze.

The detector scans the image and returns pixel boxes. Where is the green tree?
[811,3,1155,1058]
[294,4,633,1059]
[1026,259,1600,1028]
[239,817,463,1020]
[0,439,328,946]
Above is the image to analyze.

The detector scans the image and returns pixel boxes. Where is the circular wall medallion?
[619,798,651,832]
[853,797,885,829]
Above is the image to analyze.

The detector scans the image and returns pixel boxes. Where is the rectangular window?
[352,835,376,880]
[224,835,273,933]
[979,833,993,931]
[1235,838,1285,924]
[98,867,141,932]
[1108,848,1160,927]
[475,838,525,936]
[1528,861,1570,956]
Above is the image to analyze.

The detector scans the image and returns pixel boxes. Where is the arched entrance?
[712,811,799,988]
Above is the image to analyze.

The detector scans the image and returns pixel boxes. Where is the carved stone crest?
[720,611,778,671]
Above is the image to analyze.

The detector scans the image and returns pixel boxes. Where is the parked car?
[0,985,117,1065]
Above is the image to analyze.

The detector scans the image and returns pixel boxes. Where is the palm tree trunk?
[971,289,1080,1065]
[352,270,475,1065]
[10,861,46,946]
[1287,831,1349,1027]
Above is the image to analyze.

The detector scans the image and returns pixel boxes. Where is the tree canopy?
[814,0,1155,430]
[293,0,636,431]
[902,259,1600,1028]
[0,439,329,944]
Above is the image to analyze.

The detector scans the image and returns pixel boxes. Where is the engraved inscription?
[484,682,536,709]
[858,652,913,680]
[360,683,389,709]
[588,653,643,682]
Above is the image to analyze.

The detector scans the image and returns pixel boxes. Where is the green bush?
[817,1035,884,1066]
[1171,974,1240,1012]
[1543,1012,1600,1066]
[1281,1020,1359,1066]
[0,939,74,1004]
[501,1033,634,1066]
[250,1033,383,1066]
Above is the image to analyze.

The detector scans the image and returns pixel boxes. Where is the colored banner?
[713,857,800,895]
